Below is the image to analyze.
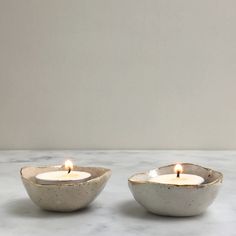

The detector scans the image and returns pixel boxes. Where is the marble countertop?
[0,150,235,236]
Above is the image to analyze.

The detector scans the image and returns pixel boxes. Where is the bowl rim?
[20,165,111,187]
[128,163,223,188]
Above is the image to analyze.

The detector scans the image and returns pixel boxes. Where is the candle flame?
[65,160,73,173]
[174,164,183,175]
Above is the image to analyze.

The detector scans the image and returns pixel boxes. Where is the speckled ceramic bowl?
[21,166,111,212]
[128,163,223,217]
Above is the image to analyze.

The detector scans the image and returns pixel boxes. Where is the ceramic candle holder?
[128,163,223,217]
[21,165,111,212]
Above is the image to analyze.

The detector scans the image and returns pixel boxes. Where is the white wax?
[149,174,204,185]
[36,171,91,185]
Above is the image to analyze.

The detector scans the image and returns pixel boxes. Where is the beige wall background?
[0,0,236,149]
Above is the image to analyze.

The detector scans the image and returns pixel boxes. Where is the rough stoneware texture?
[128,163,223,217]
[21,166,111,212]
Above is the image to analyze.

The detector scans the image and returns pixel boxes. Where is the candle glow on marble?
[35,160,91,185]
[149,164,204,185]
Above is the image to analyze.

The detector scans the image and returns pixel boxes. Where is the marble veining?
[0,150,235,236]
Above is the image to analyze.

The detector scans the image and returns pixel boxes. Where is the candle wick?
[68,168,71,174]
[177,171,180,178]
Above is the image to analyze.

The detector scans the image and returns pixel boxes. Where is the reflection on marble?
[0,150,235,236]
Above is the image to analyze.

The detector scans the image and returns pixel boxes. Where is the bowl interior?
[158,163,222,184]
[129,163,223,185]
[21,166,110,185]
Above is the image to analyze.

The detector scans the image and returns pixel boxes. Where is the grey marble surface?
[0,150,235,236]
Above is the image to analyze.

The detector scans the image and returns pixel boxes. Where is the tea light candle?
[149,164,204,185]
[36,160,91,185]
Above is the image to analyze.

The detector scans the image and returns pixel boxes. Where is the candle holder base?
[21,165,111,212]
[128,163,223,217]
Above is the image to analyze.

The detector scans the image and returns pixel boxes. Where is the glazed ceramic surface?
[21,165,111,212]
[129,163,223,216]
